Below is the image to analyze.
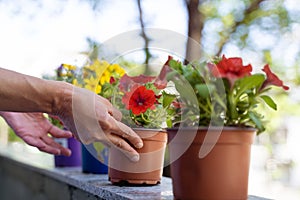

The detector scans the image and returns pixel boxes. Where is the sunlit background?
[0,0,186,76]
[0,0,300,199]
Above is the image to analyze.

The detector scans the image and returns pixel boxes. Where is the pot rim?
[132,127,166,132]
[166,126,257,132]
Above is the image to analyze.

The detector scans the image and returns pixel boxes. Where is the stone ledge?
[0,144,271,200]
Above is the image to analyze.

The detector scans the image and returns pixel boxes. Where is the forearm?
[0,67,73,114]
[0,68,144,159]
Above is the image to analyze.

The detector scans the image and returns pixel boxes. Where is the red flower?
[119,58,171,93]
[209,55,252,86]
[172,101,182,109]
[122,86,157,115]
[262,64,289,90]
[154,55,173,89]
[110,77,116,84]
[119,74,156,92]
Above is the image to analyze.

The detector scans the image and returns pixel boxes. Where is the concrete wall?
[0,156,103,200]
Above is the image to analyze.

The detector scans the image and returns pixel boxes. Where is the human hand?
[0,112,72,156]
[54,85,143,162]
[0,68,142,161]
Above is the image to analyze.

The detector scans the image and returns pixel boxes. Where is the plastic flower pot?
[108,128,167,185]
[81,143,108,174]
[54,137,82,167]
[167,127,256,200]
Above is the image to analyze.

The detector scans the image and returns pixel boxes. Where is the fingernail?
[131,154,139,162]
[67,131,73,137]
[135,142,143,149]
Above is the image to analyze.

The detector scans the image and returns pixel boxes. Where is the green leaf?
[168,59,182,72]
[93,142,105,153]
[166,118,173,128]
[195,84,215,98]
[162,92,176,108]
[234,74,265,94]
[166,70,180,81]
[93,142,106,162]
[248,111,265,133]
[168,59,178,67]
[260,95,277,110]
[171,74,198,107]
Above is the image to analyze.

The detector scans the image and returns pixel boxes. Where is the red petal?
[262,64,289,90]
[154,56,173,89]
[128,86,157,115]
[119,74,156,92]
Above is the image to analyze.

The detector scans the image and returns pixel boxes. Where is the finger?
[113,121,143,149]
[22,135,47,149]
[110,107,122,121]
[106,133,140,162]
[38,145,62,155]
[100,116,143,149]
[97,95,113,107]
[26,135,61,155]
[26,139,62,155]
[42,135,71,156]
[97,96,122,121]
[48,125,73,139]
[59,147,72,157]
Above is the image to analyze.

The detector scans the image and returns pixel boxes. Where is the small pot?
[167,127,256,200]
[54,137,82,167]
[108,128,167,185]
[81,143,108,174]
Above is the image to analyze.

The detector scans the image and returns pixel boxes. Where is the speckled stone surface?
[0,144,272,200]
[47,167,174,200]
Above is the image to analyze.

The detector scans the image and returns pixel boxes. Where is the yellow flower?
[62,63,76,71]
[117,68,125,76]
[72,79,82,87]
[66,71,74,77]
[82,60,126,93]
[108,63,117,72]
[114,65,126,76]
[84,59,110,79]
[109,63,125,76]
[100,70,111,85]
[84,76,99,92]
[97,60,110,70]
[59,73,67,77]
[95,84,102,94]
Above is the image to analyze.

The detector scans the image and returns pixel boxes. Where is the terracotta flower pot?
[167,127,256,200]
[108,128,167,185]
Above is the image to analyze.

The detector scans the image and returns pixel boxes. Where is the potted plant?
[163,55,289,199]
[59,58,176,183]
[99,65,176,185]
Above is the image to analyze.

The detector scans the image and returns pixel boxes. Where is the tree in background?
[185,0,293,68]
[132,0,298,82]
[80,0,298,81]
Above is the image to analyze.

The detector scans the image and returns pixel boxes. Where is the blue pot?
[81,143,108,174]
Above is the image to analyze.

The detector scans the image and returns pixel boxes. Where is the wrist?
[49,80,74,116]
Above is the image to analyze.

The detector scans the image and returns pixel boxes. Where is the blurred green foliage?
[7,128,23,143]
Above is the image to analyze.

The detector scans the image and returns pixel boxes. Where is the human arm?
[0,68,143,161]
